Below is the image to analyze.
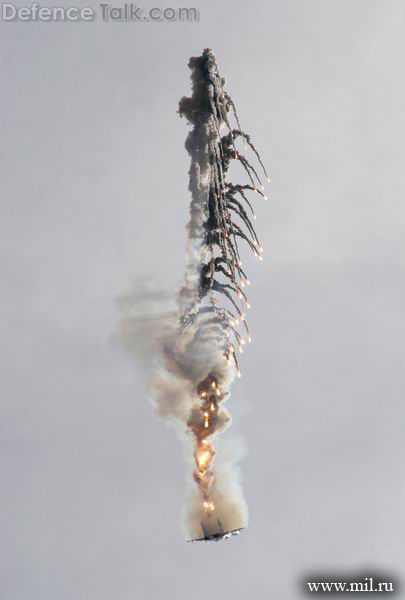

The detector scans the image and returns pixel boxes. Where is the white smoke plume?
[116,49,269,542]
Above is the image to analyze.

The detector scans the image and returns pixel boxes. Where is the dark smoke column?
[173,49,269,542]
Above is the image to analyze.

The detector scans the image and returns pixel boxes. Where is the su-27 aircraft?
[188,518,244,543]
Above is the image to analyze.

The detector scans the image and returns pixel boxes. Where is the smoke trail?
[117,49,269,542]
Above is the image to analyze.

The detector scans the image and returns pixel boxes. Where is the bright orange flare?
[196,449,212,471]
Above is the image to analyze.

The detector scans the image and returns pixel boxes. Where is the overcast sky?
[1,1,405,598]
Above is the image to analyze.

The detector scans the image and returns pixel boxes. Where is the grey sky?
[1,1,404,598]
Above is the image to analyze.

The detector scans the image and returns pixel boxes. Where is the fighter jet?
[188,518,244,543]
